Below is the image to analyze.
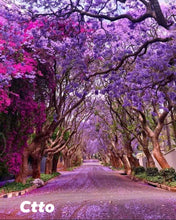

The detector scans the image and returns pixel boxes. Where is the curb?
[0,185,37,198]
[130,176,176,192]
[0,175,60,199]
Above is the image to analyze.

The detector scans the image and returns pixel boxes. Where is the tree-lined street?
[1,160,176,219]
[0,0,176,219]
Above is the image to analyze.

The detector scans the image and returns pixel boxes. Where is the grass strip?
[0,172,60,194]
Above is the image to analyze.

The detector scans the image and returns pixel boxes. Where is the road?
[1,160,176,219]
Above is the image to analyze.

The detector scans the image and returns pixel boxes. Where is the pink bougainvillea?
[0,89,11,113]
[6,153,22,175]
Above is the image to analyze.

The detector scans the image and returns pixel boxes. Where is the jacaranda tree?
[0,0,175,182]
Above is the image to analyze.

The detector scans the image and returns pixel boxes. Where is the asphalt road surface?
[1,160,176,219]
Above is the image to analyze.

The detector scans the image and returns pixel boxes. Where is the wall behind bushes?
[139,149,176,170]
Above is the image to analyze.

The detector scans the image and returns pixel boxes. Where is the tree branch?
[88,37,172,79]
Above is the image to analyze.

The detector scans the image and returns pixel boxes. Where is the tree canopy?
[0,0,175,182]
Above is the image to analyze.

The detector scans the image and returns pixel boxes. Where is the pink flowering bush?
[0,89,11,113]
[0,6,48,175]
[6,153,22,175]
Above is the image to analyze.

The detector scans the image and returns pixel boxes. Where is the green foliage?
[135,172,146,180]
[95,123,100,132]
[135,172,164,184]
[133,167,176,186]
[47,110,55,123]
[133,166,145,175]
[146,175,164,184]
[66,167,75,171]
[110,121,117,132]
[51,127,60,141]
[27,133,36,145]
[127,124,134,131]
[63,131,70,141]
[160,168,176,182]
[72,157,82,167]
[0,181,32,193]
[94,110,99,115]
[146,113,156,130]
[51,127,70,142]
[117,166,125,171]
[166,181,176,187]
[40,172,60,182]
[26,177,34,183]
[110,166,117,170]
[146,167,159,176]
[0,173,60,194]
[103,163,111,167]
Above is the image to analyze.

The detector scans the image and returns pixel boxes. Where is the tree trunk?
[100,153,107,164]
[120,154,131,175]
[64,155,71,168]
[100,152,110,165]
[109,152,116,167]
[142,131,155,167]
[150,0,168,28]
[45,153,53,174]
[31,137,47,178]
[16,137,44,183]
[110,151,122,168]
[127,154,139,170]
[125,141,140,170]
[152,136,170,168]
[15,148,29,184]
[111,142,131,173]
[171,108,176,144]
[117,157,124,168]
[70,154,76,167]
[52,153,59,173]
[165,118,172,151]
[104,154,110,164]
[32,157,41,178]
[143,147,155,168]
